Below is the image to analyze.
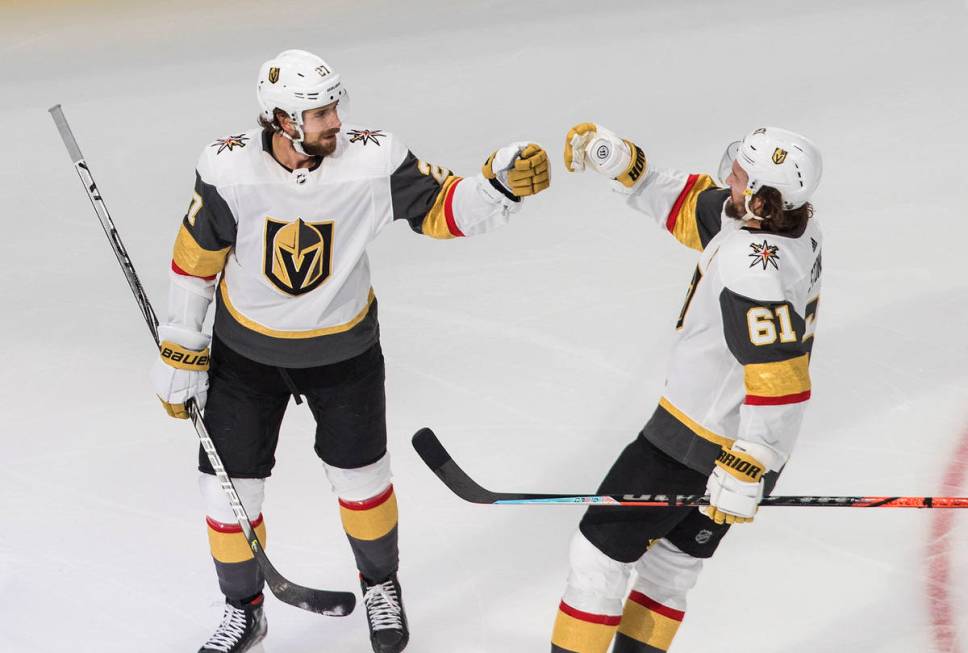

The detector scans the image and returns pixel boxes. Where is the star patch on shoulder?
[211,134,249,154]
[347,129,386,146]
[748,240,780,270]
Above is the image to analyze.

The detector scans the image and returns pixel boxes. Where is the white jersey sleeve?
[386,139,519,239]
[715,231,815,469]
[624,167,730,251]
[165,141,240,331]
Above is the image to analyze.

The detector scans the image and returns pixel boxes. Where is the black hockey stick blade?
[254,545,356,616]
[413,428,968,509]
[413,427,546,503]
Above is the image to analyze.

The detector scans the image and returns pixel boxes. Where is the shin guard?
[325,455,399,582]
[200,474,267,600]
[613,539,701,652]
[551,531,629,653]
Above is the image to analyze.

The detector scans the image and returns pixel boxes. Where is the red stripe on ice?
[928,424,968,652]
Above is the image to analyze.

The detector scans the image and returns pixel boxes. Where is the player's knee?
[324,453,392,501]
[199,473,266,523]
[632,539,703,610]
[563,530,632,614]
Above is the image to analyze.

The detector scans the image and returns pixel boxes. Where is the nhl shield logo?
[772,147,788,165]
[268,67,280,84]
[263,218,334,296]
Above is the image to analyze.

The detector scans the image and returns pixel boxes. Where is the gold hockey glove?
[483,142,550,198]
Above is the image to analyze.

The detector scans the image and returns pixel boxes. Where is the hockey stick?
[49,105,356,616]
[412,428,968,509]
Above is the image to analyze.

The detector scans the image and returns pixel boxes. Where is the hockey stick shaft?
[50,105,354,616]
[412,428,968,509]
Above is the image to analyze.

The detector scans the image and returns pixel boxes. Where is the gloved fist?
[701,441,776,525]
[482,142,550,198]
[563,122,647,188]
[150,324,211,419]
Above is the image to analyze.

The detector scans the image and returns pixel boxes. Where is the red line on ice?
[928,424,968,653]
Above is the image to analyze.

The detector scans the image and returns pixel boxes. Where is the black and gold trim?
[616,140,647,188]
[213,288,380,368]
[642,398,733,474]
[664,178,727,252]
[719,288,808,365]
[172,171,237,279]
[390,151,464,237]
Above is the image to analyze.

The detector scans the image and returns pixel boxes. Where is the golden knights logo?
[772,147,788,165]
[748,240,780,270]
[268,67,280,84]
[347,129,386,146]
[211,134,249,154]
[263,218,334,295]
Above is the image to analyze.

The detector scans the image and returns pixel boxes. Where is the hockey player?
[550,123,822,653]
[149,49,550,653]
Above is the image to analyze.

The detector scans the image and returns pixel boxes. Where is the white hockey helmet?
[257,49,347,152]
[718,127,822,210]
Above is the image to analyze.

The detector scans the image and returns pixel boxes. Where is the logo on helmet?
[268,67,280,84]
[263,217,334,296]
[772,147,788,165]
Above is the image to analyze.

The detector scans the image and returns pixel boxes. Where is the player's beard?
[302,131,339,157]
[724,196,744,219]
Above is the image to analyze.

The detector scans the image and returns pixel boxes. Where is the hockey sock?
[206,514,267,600]
[551,601,621,653]
[339,484,399,582]
[612,591,684,652]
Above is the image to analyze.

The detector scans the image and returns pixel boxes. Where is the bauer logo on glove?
[161,342,210,370]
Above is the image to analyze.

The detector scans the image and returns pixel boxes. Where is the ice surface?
[2,0,967,651]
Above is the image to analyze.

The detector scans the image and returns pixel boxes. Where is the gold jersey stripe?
[551,610,618,653]
[667,175,718,252]
[219,282,375,339]
[618,598,682,650]
[339,490,398,541]
[208,520,266,564]
[659,397,734,449]
[744,353,811,397]
[172,224,230,277]
[420,176,462,239]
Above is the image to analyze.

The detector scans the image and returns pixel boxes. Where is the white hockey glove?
[563,122,647,188]
[150,324,211,419]
[482,142,550,198]
[701,441,779,525]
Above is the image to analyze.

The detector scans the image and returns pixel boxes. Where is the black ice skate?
[198,594,267,653]
[361,573,409,653]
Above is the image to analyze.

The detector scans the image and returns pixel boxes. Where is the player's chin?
[304,136,338,157]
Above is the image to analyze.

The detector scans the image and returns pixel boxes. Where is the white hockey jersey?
[624,169,822,474]
[168,126,518,367]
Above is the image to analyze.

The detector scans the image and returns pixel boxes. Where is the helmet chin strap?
[281,125,309,156]
[742,191,764,222]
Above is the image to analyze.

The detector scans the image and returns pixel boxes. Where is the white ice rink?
[3,0,968,651]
